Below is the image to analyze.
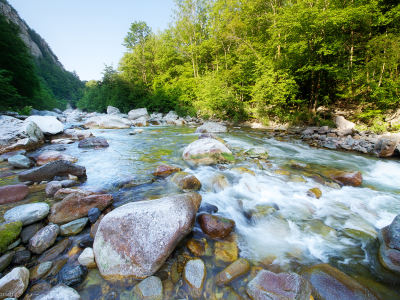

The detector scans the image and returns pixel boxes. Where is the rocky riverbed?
[0,106,399,299]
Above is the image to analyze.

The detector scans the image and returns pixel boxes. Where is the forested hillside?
[79,0,400,126]
[0,0,84,112]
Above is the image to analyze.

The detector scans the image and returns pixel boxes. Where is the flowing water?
[2,125,400,298]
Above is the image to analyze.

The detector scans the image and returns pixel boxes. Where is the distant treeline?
[0,11,83,113]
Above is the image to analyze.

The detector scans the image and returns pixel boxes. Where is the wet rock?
[78,137,109,148]
[184,259,206,298]
[7,238,20,251]
[58,264,87,286]
[387,215,400,250]
[198,203,218,214]
[307,187,322,199]
[0,184,29,205]
[163,111,178,124]
[152,165,181,178]
[12,249,31,265]
[335,116,355,131]
[32,284,80,300]
[231,167,255,175]
[215,237,238,263]
[243,147,269,159]
[90,215,103,238]
[133,276,163,300]
[78,247,96,268]
[29,224,59,254]
[25,116,64,135]
[187,239,206,257]
[8,154,31,168]
[59,179,77,188]
[128,108,149,121]
[131,116,148,127]
[375,137,399,158]
[211,174,229,192]
[182,138,233,166]
[18,160,86,182]
[0,221,22,253]
[327,170,362,187]
[246,204,277,221]
[0,267,29,299]
[35,150,77,166]
[38,239,70,263]
[60,218,88,236]
[87,208,101,224]
[196,122,227,133]
[107,106,120,115]
[170,172,201,191]
[53,188,92,201]
[21,223,43,244]
[93,193,201,280]
[83,115,131,129]
[302,264,378,300]
[0,252,14,272]
[216,258,250,286]
[378,226,400,274]
[30,261,52,281]
[198,214,235,239]
[247,269,311,300]
[49,193,113,224]
[76,234,93,248]
[45,181,62,197]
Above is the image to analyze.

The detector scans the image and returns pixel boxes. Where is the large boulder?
[93,193,201,280]
[247,269,311,300]
[83,115,131,129]
[375,135,400,158]
[196,122,227,133]
[0,267,29,299]
[18,160,86,182]
[48,193,113,224]
[128,108,149,121]
[302,264,378,300]
[0,184,29,205]
[35,150,78,166]
[0,116,44,154]
[26,116,64,135]
[107,106,120,115]
[335,116,355,131]
[4,203,50,225]
[182,138,233,166]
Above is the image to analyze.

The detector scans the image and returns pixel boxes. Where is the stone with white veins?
[4,203,50,225]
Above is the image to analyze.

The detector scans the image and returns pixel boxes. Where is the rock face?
[49,193,113,224]
[0,267,29,299]
[0,184,29,204]
[170,172,202,191]
[32,284,80,300]
[182,138,233,166]
[302,264,378,300]
[0,116,44,154]
[4,203,50,225]
[335,116,355,131]
[107,106,120,115]
[196,122,227,133]
[0,221,22,253]
[247,269,311,300]
[84,115,131,129]
[18,160,86,182]
[198,214,235,239]
[184,259,206,298]
[128,108,149,121]
[93,193,201,280]
[29,224,59,254]
[36,150,78,166]
[8,154,32,168]
[78,137,109,148]
[133,276,163,300]
[26,116,64,135]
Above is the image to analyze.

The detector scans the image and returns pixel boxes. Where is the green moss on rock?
[0,220,22,253]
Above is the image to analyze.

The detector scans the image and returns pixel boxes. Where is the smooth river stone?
[133,276,163,300]
[184,259,206,298]
[4,203,50,225]
[8,154,31,168]
[29,224,60,254]
[0,184,29,204]
[33,284,80,300]
[0,267,29,299]
[60,218,88,236]
[36,150,77,166]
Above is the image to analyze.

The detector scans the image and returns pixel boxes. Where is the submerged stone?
[133,276,163,300]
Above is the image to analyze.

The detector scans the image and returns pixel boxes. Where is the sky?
[8,0,175,81]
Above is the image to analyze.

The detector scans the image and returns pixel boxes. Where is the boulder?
[8,154,31,168]
[0,221,22,253]
[18,160,86,182]
[170,172,201,191]
[182,138,233,166]
[335,116,355,131]
[35,150,78,166]
[131,116,148,127]
[93,193,201,280]
[184,259,206,298]
[83,115,131,129]
[198,214,235,239]
[196,122,227,133]
[107,106,120,115]
[0,116,44,154]
[78,137,109,148]
[0,184,29,205]
[247,269,311,300]
[0,267,29,299]
[78,247,96,268]
[216,258,250,286]
[31,284,80,300]
[26,116,64,135]
[128,108,149,121]
[49,193,113,224]
[152,165,181,178]
[388,215,400,251]
[4,203,49,226]
[133,276,163,300]
[327,170,362,187]
[29,224,59,254]
[60,218,88,236]
[375,136,400,158]
[302,264,378,300]
[163,111,178,124]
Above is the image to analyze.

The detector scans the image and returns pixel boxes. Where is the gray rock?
[107,106,120,115]
[388,215,400,250]
[29,224,60,254]
[60,218,88,236]
[128,108,149,121]
[25,116,64,135]
[88,208,101,224]
[0,252,14,272]
[133,276,163,300]
[58,264,87,286]
[196,122,227,133]
[4,203,50,225]
[0,267,29,299]
[18,160,86,182]
[45,181,62,197]
[83,115,131,129]
[8,154,31,168]
[78,137,109,148]
[184,259,206,298]
[32,284,80,300]
[21,222,43,244]
[12,249,31,265]
[335,115,355,131]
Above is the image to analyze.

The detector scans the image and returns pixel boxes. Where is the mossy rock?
[0,221,22,253]
[307,187,322,199]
